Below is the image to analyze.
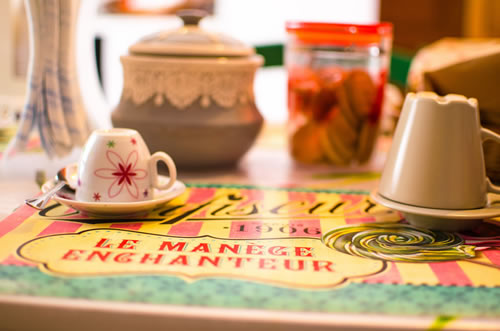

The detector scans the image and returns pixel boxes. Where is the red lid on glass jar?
[286,21,393,46]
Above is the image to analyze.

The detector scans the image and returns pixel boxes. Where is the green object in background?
[390,51,413,87]
[255,44,284,67]
[255,43,413,87]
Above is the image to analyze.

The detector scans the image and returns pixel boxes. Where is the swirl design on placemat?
[322,223,475,262]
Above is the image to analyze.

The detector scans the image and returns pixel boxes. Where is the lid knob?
[129,8,254,57]
[177,9,207,26]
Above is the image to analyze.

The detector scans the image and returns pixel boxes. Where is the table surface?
[0,125,387,218]
[0,126,499,331]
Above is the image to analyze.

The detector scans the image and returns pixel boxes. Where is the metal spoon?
[25,167,76,210]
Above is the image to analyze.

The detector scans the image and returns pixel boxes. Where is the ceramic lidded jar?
[112,10,264,169]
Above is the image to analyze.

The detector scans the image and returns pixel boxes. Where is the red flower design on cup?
[94,150,148,199]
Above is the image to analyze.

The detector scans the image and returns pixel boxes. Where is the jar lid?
[129,10,254,57]
[286,21,393,46]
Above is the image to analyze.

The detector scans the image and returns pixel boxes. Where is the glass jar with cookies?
[285,21,393,165]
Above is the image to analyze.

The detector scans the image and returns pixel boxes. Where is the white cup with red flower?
[75,128,177,203]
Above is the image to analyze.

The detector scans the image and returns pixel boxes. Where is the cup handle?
[481,128,500,194]
[148,152,177,191]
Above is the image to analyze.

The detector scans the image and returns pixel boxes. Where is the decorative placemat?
[0,184,499,321]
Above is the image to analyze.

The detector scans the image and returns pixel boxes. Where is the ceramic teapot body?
[112,11,264,168]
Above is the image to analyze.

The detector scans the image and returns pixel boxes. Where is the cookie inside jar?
[286,22,393,165]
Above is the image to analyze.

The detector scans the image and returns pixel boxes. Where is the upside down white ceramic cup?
[76,128,177,203]
[379,92,500,210]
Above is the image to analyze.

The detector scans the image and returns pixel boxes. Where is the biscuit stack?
[289,68,381,165]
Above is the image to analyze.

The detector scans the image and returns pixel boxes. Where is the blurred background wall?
[1,0,500,125]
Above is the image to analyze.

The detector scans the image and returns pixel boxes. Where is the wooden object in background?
[381,0,500,53]
[463,0,500,38]
[380,0,464,52]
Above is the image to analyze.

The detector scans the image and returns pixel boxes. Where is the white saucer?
[42,175,186,217]
[370,190,500,231]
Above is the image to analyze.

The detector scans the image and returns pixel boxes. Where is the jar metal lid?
[129,9,254,57]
